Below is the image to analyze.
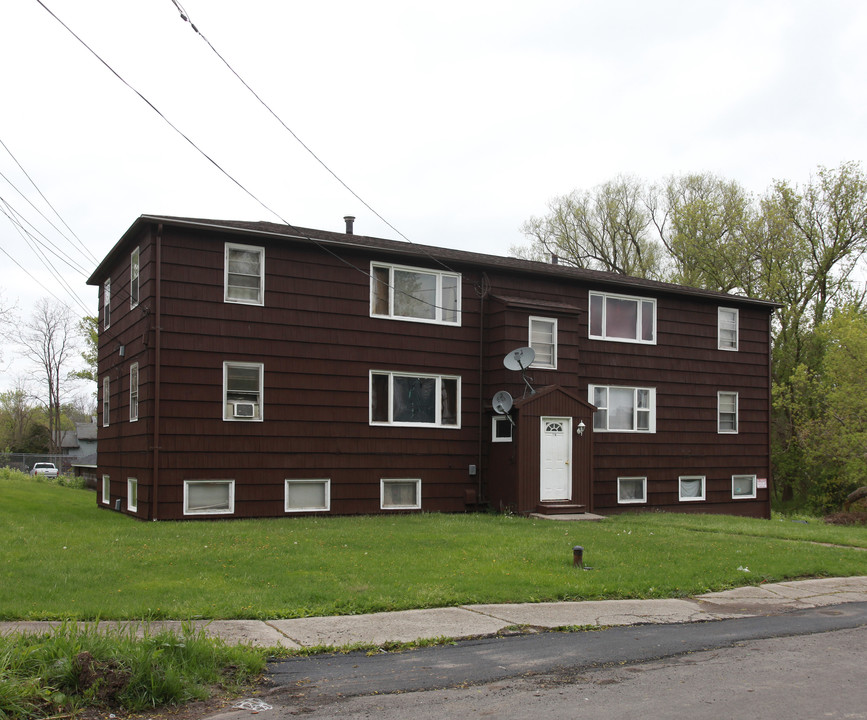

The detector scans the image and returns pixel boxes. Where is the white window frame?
[370,370,461,428]
[127,477,138,512]
[101,474,110,505]
[589,291,656,345]
[224,242,265,305]
[491,416,513,443]
[732,474,757,499]
[529,316,557,369]
[589,385,656,433]
[223,361,264,422]
[129,363,139,423]
[679,475,706,502]
[718,391,738,434]
[102,376,110,427]
[718,307,739,351]
[617,476,647,504]
[380,478,422,510]
[130,246,140,309]
[370,261,461,326]
[285,479,331,513]
[184,480,236,515]
[103,278,111,330]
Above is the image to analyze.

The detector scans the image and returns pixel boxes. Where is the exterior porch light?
[576,420,586,436]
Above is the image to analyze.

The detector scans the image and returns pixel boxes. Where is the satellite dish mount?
[492,390,515,426]
[503,347,537,397]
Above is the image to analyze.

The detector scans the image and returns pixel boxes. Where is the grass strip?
[0,621,264,720]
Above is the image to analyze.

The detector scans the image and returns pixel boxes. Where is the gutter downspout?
[151,223,163,520]
[477,273,490,505]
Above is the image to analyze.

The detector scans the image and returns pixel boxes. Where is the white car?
[30,462,59,478]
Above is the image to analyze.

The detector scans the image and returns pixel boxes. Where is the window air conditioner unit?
[233,402,256,418]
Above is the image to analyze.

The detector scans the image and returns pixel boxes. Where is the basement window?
[617,476,647,504]
[732,475,757,499]
[679,476,706,502]
[285,479,330,513]
[102,475,110,505]
[381,479,421,510]
[184,480,235,515]
[127,478,138,512]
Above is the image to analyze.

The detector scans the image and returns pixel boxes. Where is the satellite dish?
[503,347,536,371]
[503,347,537,397]
[492,391,513,415]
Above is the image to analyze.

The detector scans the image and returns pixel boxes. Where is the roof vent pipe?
[551,254,559,265]
[344,216,355,235]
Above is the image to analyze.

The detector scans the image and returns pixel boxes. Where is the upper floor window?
[102,376,110,427]
[589,291,655,344]
[589,384,656,432]
[223,361,263,421]
[370,371,460,427]
[130,247,140,309]
[129,363,139,422]
[529,316,557,368]
[225,243,265,305]
[718,391,738,433]
[718,307,739,350]
[370,262,460,325]
[103,278,111,330]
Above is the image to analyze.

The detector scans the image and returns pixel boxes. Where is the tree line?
[514,162,867,512]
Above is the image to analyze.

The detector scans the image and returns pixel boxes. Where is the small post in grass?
[572,545,584,568]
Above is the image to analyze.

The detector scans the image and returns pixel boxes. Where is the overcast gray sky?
[1,0,866,384]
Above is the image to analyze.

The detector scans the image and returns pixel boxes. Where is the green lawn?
[2,471,865,620]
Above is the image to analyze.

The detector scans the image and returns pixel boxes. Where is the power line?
[34,0,460,317]
[0,183,92,277]
[0,199,93,316]
[0,136,98,265]
[166,0,458,276]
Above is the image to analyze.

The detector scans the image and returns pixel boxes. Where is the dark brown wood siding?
[92,220,772,520]
[478,272,772,518]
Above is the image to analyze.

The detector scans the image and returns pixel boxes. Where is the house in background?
[86,215,777,521]
[61,422,98,461]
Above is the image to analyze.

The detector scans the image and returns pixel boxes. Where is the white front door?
[540,417,572,501]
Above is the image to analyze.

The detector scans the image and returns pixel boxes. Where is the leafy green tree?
[70,315,98,384]
[0,381,36,451]
[775,307,867,512]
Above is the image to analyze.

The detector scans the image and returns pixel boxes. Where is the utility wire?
[0,136,98,265]
[0,197,93,313]
[34,0,459,316]
[167,0,457,276]
[0,220,89,313]
[0,182,92,277]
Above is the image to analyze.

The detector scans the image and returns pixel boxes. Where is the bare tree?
[19,298,78,453]
[520,175,666,279]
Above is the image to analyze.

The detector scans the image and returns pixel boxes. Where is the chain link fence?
[0,453,72,474]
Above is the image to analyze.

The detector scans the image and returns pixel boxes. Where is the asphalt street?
[220,601,867,718]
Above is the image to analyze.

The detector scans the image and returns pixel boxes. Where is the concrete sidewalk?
[2,576,866,650]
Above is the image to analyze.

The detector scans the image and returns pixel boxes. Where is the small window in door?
[545,421,564,434]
